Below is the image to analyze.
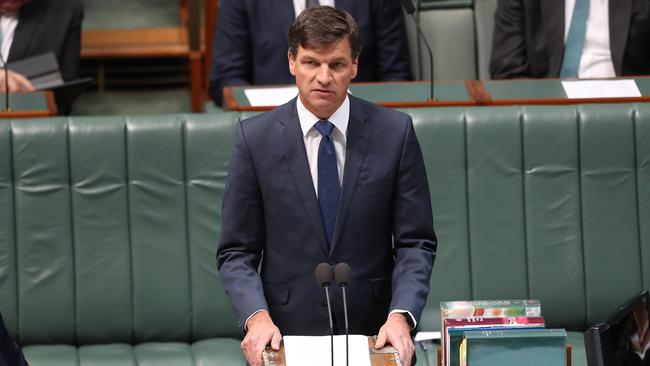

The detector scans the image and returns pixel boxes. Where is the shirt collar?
[296,94,349,138]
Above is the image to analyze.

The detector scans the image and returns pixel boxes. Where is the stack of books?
[440,300,566,366]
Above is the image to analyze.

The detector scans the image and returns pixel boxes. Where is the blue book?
[459,328,567,366]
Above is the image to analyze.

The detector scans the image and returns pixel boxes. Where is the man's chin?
[306,100,338,119]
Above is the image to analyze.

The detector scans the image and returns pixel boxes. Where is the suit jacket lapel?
[8,2,46,62]
[540,0,565,76]
[609,0,633,76]
[330,96,370,254]
[278,99,330,255]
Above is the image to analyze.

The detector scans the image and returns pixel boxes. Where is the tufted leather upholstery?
[0,104,648,365]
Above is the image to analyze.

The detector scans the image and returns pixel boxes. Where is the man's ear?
[288,51,296,76]
[351,58,359,79]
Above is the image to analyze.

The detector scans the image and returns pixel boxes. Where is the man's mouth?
[313,89,334,95]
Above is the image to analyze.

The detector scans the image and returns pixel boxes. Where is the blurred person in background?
[0,0,83,114]
[490,0,650,79]
[209,0,412,106]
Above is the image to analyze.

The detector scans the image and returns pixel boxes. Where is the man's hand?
[0,69,33,93]
[375,313,415,366]
[241,311,282,366]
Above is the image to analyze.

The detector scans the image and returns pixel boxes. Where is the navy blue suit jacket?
[209,0,413,105]
[0,314,27,366]
[217,95,436,336]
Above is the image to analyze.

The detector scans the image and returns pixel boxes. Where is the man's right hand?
[241,310,282,366]
[0,69,34,93]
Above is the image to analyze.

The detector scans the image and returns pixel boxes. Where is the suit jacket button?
[322,300,328,307]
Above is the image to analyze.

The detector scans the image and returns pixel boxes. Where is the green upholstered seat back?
[408,104,650,332]
[0,114,242,345]
[1,104,649,346]
[415,2,477,81]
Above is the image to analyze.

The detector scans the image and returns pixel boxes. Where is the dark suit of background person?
[217,93,436,339]
[8,0,83,114]
[208,0,413,105]
[0,313,28,366]
[489,0,650,79]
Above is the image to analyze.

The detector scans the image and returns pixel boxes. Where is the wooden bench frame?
[81,0,208,112]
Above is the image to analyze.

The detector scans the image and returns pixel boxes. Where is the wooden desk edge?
[45,91,58,116]
[0,91,57,117]
[222,80,650,112]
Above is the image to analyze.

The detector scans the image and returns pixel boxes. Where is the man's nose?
[316,65,332,84]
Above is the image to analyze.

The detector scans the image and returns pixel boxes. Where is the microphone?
[315,263,335,366]
[401,0,436,101]
[0,52,9,112]
[334,263,352,366]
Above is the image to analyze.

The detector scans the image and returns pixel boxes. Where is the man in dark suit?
[208,0,412,106]
[489,0,650,79]
[0,312,28,366]
[216,6,436,366]
[0,0,83,114]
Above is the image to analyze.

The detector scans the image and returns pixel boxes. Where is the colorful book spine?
[441,299,542,318]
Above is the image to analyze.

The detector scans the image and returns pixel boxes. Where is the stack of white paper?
[283,334,371,366]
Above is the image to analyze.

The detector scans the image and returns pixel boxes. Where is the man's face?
[288,37,358,120]
[0,0,30,14]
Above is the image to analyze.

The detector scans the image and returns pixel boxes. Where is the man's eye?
[305,60,318,66]
[331,62,344,70]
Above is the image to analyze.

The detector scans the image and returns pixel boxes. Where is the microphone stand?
[341,284,349,366]
[401,0,436,101]
[0,53,10,112]
[315,263,335,366]
[335,263,352,366]
[325,285,334,366]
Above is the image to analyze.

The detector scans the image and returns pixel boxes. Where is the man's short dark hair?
[288,6,361,60]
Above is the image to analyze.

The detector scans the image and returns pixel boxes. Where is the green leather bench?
[1,103,648,365]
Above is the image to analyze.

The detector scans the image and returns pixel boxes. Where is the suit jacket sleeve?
[489,0,531,79]
[216,121,268,328]
[208,0,252,106]
[0,313,28,366]
[372,0,413,81]
[59,1,83,82]
[389,116,437,324]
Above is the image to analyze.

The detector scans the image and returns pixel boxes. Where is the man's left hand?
[375,313,414,366]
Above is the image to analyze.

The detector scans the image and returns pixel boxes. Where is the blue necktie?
[314,120,340,245]
[560,0,590,77]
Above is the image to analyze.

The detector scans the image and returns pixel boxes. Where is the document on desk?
[562,79,641,99]
[283,334,371,366]
[244,86,298,106]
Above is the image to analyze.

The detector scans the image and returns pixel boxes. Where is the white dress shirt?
[292,0,335,18]
[296,94,348,195]
[0,14,18,64]
[564,0,616,78]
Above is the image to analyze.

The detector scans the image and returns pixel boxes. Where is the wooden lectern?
[263,336,401,366]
